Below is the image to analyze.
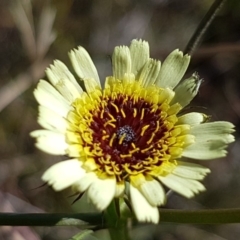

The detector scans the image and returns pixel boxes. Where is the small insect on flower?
[31,39,235,224]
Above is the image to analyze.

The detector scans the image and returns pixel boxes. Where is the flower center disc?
[67,79,189,181]
[116,125,136,143]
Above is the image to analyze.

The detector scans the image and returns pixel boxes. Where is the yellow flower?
[31,39,234,223]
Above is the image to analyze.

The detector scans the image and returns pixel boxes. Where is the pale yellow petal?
[130,184,159,224]
[46,60,83,102]
[158,174,205,198]
[182,121,235,159]
[34,80,71,117]
[139,179,166,206]
[38,106,68,133]
[30,130,67,155]
[182,140,229,160]
[138,59,161,87]
[115,182,125,197]
[84,77,101,93]
[131,174,165,206]
[173,161,210,180]
[87,177,116,211]
[74,172,98,192]
[130,39,150,77]
[171,73,202,107]
[156,49,190,89]
[177,112,208,126]
[112,45,131,80]
[69,46,100,85]
[42,159,85,191]
[191,121,235,137]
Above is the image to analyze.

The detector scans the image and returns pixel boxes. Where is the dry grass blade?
[0,1,56,112]
[0,59,51,112]
[10,0,36,61]
[36,6,57,59]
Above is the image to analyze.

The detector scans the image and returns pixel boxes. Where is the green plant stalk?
[184,0,227,55]
[160,208,240,224]
[1,208,240,227]
[0,212,103,227]
[104,200,131,240]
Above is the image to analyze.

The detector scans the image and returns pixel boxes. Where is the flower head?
[31,39,235,223]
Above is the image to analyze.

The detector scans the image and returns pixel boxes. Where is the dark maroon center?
[86,93,171,179]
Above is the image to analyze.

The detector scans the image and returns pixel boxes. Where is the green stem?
[160,208,240,224]
[104,200,131,240]
[0,213,103,227]
[184,0,227,55]
[1,208,240,227]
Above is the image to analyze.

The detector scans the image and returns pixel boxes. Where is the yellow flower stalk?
[31,39,234,224]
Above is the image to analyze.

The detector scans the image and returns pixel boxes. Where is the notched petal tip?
[112,45,131,80]
[167,49,190,62]
[68,46,100,85]
[131,38,148,45]
[173,161,211,180]
[42,159,85,191]
[130,184,159,224]
[130,39,150,78]
[172,72,202,108]
[159,174,206,199]
[156,48,191,89]
[31,130,68,155]
[45,60,83,102]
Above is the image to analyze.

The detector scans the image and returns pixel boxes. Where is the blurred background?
[0,0,240,239]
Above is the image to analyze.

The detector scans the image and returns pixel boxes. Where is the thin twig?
[184,0,227,56]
